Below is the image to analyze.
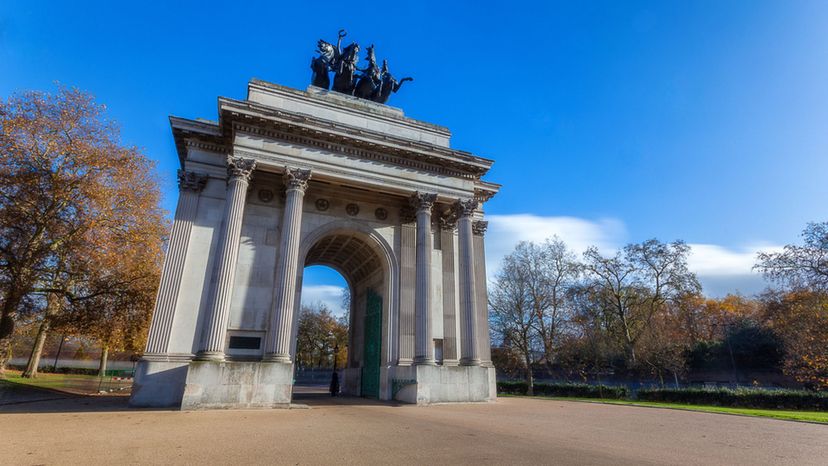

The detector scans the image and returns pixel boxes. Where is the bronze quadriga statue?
[311,30,412,104]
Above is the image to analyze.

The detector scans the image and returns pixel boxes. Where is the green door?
[361,289,382,398]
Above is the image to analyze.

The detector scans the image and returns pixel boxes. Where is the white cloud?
[686,243,782,296]
[485,214,626,277]
[300,284,347,317]
[484,213,784,297]
[686,243,781,276]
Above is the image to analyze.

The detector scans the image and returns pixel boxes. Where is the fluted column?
[398,208,417,365]
[456,198,480,366]
[473,220,493,367]
[195,157,256,361]
[412,192,437,365]
[439,214,459,365]
[264,167,311,362]
[145,170,208,356]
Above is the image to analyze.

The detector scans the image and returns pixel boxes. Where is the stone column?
[145,170,208,356]
[412,192,437,365]
[264,167,312,363]
[195,157,256,361]
[398,208,417,365]
[456,199,480,366]
[473,220,493,366]
[439,214,459,365]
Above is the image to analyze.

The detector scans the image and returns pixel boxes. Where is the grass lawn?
[1,370,129,395]
[507,395,828,424]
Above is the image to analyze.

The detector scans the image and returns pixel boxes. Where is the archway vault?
[305,234,382,284]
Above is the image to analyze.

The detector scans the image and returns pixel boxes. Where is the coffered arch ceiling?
[304,233,382,284]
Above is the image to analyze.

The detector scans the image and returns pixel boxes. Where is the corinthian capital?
[284,167,312,192]
[177,169,208,193]
[226,156,256,181]
[472,220,488,236]
[410,192,437,213]
[454,198,478,218]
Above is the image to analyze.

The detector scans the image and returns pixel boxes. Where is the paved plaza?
[1,388,825,465]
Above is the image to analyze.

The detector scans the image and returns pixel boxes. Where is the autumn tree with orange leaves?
[0,87,166,377]
[756,222,828,390]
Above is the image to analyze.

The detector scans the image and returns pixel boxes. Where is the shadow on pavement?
[291,384,406,408]
[0,380,158,414]
[0,381,408,413]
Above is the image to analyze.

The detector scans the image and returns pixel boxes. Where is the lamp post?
[52,335,66,372]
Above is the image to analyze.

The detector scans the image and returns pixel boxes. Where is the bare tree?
[756,222,828,291]
[582,239,700,367]
[530,239,580,373]
[489,243,541,394]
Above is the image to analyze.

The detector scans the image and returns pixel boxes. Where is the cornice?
[219,97,493,177]
[232,121,471,179]
[231,148,473,199]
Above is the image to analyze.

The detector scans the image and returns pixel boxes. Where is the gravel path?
[1,390,825,465]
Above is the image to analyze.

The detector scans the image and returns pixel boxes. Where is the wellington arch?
[129,79,500,409]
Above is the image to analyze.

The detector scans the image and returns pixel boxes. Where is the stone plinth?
[180,361,293,409]
[130,359,190,408]
[392,365,496,405]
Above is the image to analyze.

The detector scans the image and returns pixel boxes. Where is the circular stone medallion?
[258,189,274,203]
[374,207,388,220]
[346,203,360,216]
[315,198,330,211]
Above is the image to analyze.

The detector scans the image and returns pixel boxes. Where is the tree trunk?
[525,354,535,396]
[22,319,50,378]
[626,342,637,366]
[98,346,109,377]
[0,336,11,378]
[23,293,61,378]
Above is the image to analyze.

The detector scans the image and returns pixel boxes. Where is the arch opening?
[293,230,390,400]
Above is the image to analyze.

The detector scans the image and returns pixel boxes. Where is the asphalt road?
[1,391,825,465]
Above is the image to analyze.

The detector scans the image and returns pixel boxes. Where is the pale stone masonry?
[130,80,500,409]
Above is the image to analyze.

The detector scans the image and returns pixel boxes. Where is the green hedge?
[498,383,827,411]
[8,364,106,376]
[636,387,828,411]
[497,381,628,399]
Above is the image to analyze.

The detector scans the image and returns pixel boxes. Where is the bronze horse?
[375,60,412,104]
[332,42,360,95]
[354,45,381,100]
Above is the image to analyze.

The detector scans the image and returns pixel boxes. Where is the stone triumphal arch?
[130,79,500,409]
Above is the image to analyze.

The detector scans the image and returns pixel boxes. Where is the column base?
[262,353,292,363]
[413,356,437,366]
[460,358,481,366]
[193,351,225,362]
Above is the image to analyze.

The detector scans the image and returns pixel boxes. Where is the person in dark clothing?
[329,371,340,397]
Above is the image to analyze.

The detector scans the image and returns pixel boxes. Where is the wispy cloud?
[300,284,347,316]
[485,214,783,297]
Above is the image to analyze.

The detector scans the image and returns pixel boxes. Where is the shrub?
[497,381,529,395]
[636,387,828,411]
[497,381,627,399]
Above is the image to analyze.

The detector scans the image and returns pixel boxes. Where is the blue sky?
[3,1,827,309]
